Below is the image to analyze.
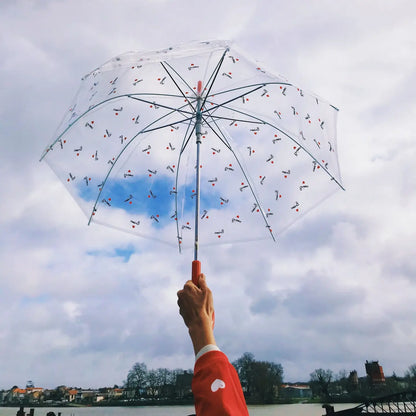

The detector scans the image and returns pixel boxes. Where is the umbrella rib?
[40,93,197,161]
[202,115,276,242]
[127,94,195,116]
[160,61,197,113]
[87,106,196,225]
[203,91,345,190]
[207,81,292,99]
[174,118,197,251]
[199,48,229,110]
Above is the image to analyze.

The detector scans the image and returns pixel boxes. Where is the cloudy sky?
[1,0,416,389]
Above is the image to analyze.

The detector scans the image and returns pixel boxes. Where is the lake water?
[0,403,355,416]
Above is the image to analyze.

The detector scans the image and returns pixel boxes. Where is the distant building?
[365,360,385,384]
[65,389,78,402]
[280,383,312,399]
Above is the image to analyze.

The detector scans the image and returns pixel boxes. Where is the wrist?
[188,322,216,355]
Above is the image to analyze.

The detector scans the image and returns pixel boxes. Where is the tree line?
[309,364,416,402]
[123,352,283,404]
[123,356,416,404]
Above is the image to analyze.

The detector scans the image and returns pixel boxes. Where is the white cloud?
[0,0,415,389]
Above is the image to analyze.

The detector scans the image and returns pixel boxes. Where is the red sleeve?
[192,350,249,416]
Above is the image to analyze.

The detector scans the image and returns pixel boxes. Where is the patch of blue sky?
[76,170,224,228]
[87,246,135,262]
[20,294,51,307]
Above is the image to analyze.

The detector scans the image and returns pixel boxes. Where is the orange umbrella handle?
[192,260,201,285]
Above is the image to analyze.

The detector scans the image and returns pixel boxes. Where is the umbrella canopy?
[41,40,343,259]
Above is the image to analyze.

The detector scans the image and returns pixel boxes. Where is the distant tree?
[310,369,333,400]
[405,364,416,388]
[125,362,147,398]
[333,370,348,395]
[233,353,283,403]
[233,352,255,396]
[156,368,175,398]
[251,361,283,403]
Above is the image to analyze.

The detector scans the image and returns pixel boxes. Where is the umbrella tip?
[197,80,203,95]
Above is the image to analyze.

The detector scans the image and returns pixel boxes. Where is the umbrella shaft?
[194,96,203,261]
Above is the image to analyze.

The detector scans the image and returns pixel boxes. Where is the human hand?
[177,274,216,354]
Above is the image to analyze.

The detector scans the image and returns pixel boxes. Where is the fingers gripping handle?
[192,260,201,285]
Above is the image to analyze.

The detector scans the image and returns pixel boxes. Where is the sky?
[1,0,416,389]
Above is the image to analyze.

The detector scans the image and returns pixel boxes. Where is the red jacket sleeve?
[192,350,249,416]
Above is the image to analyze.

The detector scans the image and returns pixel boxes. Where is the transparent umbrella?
[40,40,344,281]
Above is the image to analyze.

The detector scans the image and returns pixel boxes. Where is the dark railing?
[361,390,416,414]
[323,391,416,415]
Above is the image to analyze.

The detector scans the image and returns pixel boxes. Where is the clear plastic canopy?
[41,40,343,251]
